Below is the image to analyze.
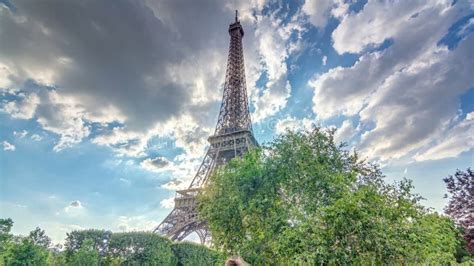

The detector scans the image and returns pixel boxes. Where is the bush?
[172,241,224,266]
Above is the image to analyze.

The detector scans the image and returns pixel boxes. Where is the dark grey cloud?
[0,0,236,130]
[69,200,81,208]
[148,156,170,168]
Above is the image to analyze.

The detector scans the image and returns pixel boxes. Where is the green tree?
[65,229,111,263]
[172,241,224,266]
[69,238,99,266]
[199,129,460,264]
[28,227,51,249]
[3,238,49,266]
[47,244,66,266]
[0,218,14,263]
[108,231,176,265]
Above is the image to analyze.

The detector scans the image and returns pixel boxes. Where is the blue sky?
[0,0,473,243]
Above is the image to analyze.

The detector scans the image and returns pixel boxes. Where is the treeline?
[1,129,473,265]
[0,223,224,265]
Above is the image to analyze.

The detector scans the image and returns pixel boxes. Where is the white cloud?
[414,113,474,161]
[334,119,357,144]
[31,134,43,141]
[310,1,474,162]
[322,55,327,66]
[92,127,146,157]
[160,197,175,209]
[458,17,474,37]
[161,178,186,191]
[302,0,348,28]
[2,93,39,119]
[2,140,15,151]
[0,63,15,89]
[250,10,304,122]
[275,116,313,134]
[331,1,438,54]
[119,178,131,186]
[36,91,91,152]
[116,215,158,232]
[13,130,28,138]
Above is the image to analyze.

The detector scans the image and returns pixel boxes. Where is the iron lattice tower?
[154,11,258,244]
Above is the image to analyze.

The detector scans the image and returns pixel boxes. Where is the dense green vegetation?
[1,129,472,265]
[0,223,222,265]
[199,129,473,264]
[172,241,225,265]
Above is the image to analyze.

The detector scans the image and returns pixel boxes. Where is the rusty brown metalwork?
[153,11,257,244]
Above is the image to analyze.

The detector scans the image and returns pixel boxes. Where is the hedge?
[172,241,224,266]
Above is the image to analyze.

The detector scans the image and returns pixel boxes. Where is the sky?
[0,0,473,244]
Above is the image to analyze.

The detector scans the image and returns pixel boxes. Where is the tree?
[172,241,224,265]
[47,244,66,266]
[69,238,99,266]
[28,227,51,249]
[107,231,176,265]
[65,229,111,263]
[0,218,14,265]
[444,168,474,254]
[199,129,461,264]
[0,219,13,254]
[3,238,49,266]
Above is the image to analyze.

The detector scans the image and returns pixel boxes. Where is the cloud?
[250,8,304,122]
[13,130,28,138]
[64,200,84,215]
[35,91,92,151]
[140,156,172,173]
[2,93,39,119]
[116,215,158,232]
[302,0,348,28]
[310,0,474,162]
[334,120,357,144]
[0,0,293,161]
[160,197,175,209]
[31,134,43,141]
[275,116,313,134]
[2,140,15,151]
[92,127,146,157]
[161,177,188,191]
[119,178,131,186]
[414,113,474,161]
[69,200,82,208]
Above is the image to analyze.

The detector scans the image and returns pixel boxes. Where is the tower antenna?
[235,10,238,22]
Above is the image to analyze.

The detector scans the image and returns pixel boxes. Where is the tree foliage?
[444,168,474,254]
[0,218,13,257]
[68,239,99,266]
[199,129,462,264]
[171,241,225,266]
[108,231,176,265]
[65,229,111,262]
[28,227,52,249]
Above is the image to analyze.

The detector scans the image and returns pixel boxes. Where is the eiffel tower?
[154,11,258,244]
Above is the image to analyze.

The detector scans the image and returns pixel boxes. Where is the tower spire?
[214,10,250,134]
